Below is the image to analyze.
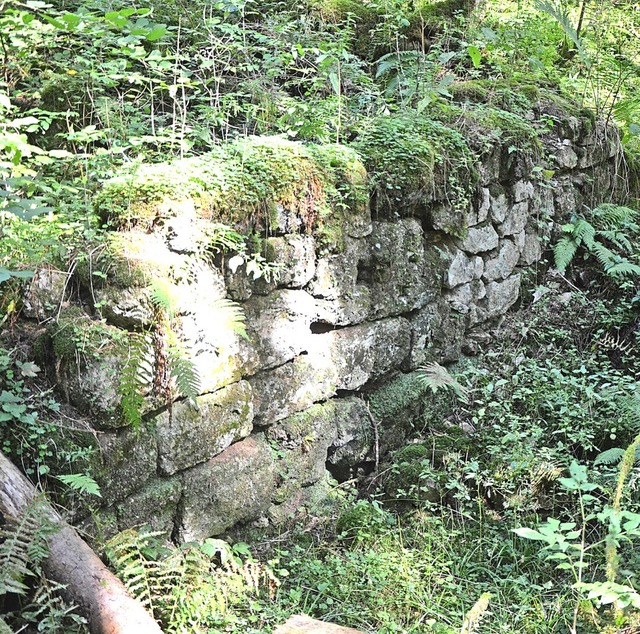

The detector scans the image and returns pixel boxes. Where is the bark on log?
[274,614,366,634]
[0,452,164,634]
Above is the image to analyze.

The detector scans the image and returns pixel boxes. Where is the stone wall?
[28,107,627,542]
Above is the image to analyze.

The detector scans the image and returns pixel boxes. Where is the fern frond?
[604,260,640,278]
[418,362,469,404]
[149,279,182,319]
[594,448,626,467]
[591,203,640,232]
[0,616,14,634]
[572,218,596,248]
[119,332,154,429]
[0,498,53,596]
[554,236,578,272]
[211,297,247,339]
[168,344,201,402]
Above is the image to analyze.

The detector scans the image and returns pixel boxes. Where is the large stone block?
[497,201,529,237]
[244,289,318,370]
[365,219,437,319]
[327,398,373,479]
[156,380,254,475]
[483,239,519,282]
[460,224,499,254]
[92,425,158,506]
[445,249,483,289]
[115,477,182,534]
[267,402,339,503]
[264,234,317,288]
[308,318,412,392]
[179,434,276,541]
[485,274,521,317]
[250,355,337,426]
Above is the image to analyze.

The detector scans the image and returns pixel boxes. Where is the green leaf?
[513,527,548,541]
[146,26,167,42]
[467,45,482,68]
[57,474,102,497]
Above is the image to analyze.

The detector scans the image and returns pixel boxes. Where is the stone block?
[264,234,317,288]
[485,274,521,317]
[244,289,318,370]
[116,477,182,534]
[445,249,483,289]
[267,402,339,503]
[23,267,70,321]
[179,434,276,541]
[460,224,499,254]
[92,425,158,506]
[327,398,373,479]
[156,380,254,475]
[497,201,529,237]
[483,239,519,282]
[250,355,337,426]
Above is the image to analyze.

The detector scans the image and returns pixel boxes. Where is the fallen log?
[274,614,366,633]
[0,452,163,634]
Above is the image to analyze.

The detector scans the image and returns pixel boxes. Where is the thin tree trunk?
[0,452,163,634]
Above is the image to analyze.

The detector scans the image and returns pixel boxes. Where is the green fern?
[418,362,469,404]
[149,278,182,319]
[167,343,201,402]
[211,297,247,339]
[0,498,54,596]
[119,333,154,429]
[554,204,640,278]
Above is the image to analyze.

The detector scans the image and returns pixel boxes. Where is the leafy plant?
[554,203,640,278]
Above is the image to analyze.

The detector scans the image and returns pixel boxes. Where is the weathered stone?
[97,287,154,328]
[519,231,543,266]
[366,219,437,319]
[264,235,316,288]
[308,317,412,392]
[307,236,368,300]
[497,201,529,237]
[156,381,254,475]
[267,476,335,526]
[430,203,466,235]
[367,371,431,452]
[313,287,371,326]
[466,187,490,227]
[244,289,318,370]
[116,477,182,534]
[445,249,483,289]
[485,274,521,317]
[250,355,337,426]
[23,267,69,321]
[327,398,372,479]
[512,180,534,202]
[181,311,259,394]
[47,316,130,428]
[92,425,158,506]
[555,141,578,169]
[445,280,486,315]
[275,614,365,634]
[553,183,578,217]
[179,434,276,541]
[406,301,465,368]
[489,191,509,224]
[460,224,499,254]
[267,402,338,503]
[483,239,519,282]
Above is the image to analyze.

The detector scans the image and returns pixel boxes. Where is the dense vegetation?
[1,0,640,632]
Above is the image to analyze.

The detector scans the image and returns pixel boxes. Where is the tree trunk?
[0,452,163,634]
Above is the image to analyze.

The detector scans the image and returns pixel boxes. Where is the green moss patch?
[353,114,478,217]
[96,137,367,250]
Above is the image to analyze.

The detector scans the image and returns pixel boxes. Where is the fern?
[211,297,247,339]
[148,278,182,319]
[168,343,201,402]
[106,529,276,632]
[554,204,640,278]
[418,362,469,404]
[56,474,102,497]
[119,332,154,429]
[0,498,54,596]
